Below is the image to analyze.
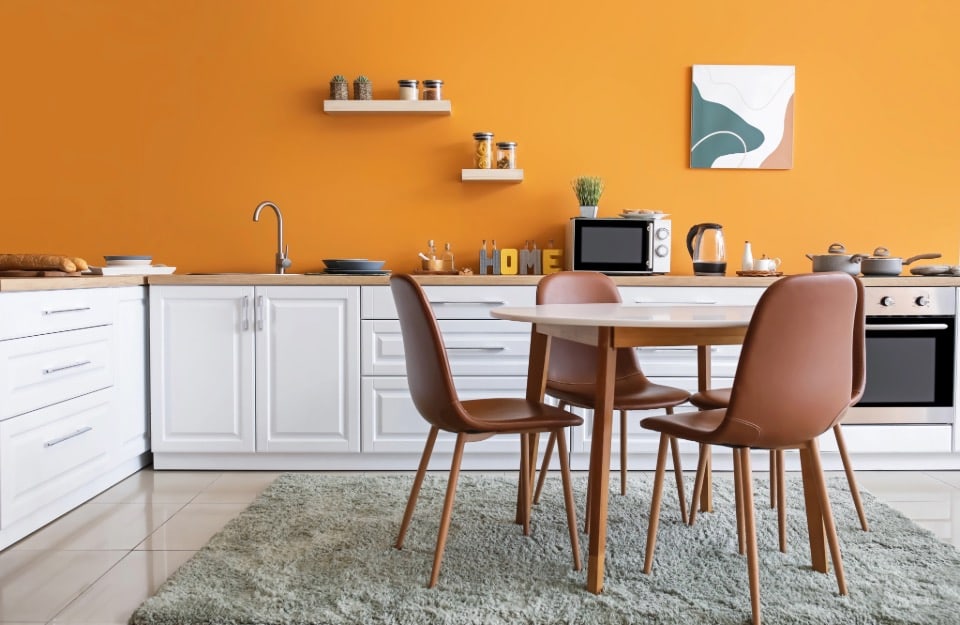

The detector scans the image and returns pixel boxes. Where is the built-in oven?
[845,286,956,424]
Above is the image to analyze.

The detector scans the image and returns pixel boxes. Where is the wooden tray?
[736,270,783,277]
[0,269,82,277]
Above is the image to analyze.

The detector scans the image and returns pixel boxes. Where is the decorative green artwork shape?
[691,65,795,169]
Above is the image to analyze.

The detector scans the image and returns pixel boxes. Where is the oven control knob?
[655,244,669,258]
[915,295,930,307]
[655,227,670,241]
[880,296,896,307]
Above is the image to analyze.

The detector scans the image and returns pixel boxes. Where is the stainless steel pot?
[805,243,866,275]
[859,247,941,276]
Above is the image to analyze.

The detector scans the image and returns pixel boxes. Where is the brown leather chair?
[640,272,857,625]
[686,276,868,553]
[390,274,583,588]
[531,271,692,522]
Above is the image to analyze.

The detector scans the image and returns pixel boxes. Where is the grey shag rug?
[130,472,960,625]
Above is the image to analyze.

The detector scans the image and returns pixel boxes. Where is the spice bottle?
[398,79,419,100]
[422,79,443,100]
[496,142,517,169]
[741,241,754,271]
[473,132,494,169]
[442,242,455,271]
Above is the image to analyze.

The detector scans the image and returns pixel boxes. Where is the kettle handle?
[685,225,700,259]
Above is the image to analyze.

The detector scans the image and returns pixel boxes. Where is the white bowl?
[104,255,152,267]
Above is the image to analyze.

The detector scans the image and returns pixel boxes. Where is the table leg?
[586,327,616,594]
[697,345,713,512]
[799,444,829,573]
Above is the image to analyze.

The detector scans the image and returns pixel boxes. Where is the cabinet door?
[113,287,149,461]
[150,286,255,452]
[255,286,359,452]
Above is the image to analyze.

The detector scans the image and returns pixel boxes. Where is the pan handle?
[903,252,942,265]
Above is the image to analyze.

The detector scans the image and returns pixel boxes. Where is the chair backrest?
[721,272,859,448]
[390,274,476,432]
[849,276,867,405]
[536,271,644,384]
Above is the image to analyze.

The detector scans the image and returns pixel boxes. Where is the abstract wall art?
[691,64,795,169]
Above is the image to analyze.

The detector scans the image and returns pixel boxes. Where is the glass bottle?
[742,241,754,271]
[422,79,443,100]
[398,79,419,100]
[496,142,517,169]
[442,242,455,271]
[473,132,494,169]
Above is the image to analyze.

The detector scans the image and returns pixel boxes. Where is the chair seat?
[547,374,690,411]
[689,388,732,410]
[640,408,726,443]
[460,398,584,433]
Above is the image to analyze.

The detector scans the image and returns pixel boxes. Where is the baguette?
[0,254,77,272]
[69,256,89,271]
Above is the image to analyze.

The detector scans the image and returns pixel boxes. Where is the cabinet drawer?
[362,285,535,319]
[0,325,113,419]
[0,389,113,528]
[617,286,764,307]
[362,319,531,376]
[0,288,117,341]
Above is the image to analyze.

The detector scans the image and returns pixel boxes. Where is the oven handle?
[865,323,949,331]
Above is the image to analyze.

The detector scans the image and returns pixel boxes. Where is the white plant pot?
[579,205,598,218]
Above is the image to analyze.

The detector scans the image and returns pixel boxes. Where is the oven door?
[846,315,955,424]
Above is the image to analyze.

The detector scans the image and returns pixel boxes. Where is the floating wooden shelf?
[323,100,452,115]
[461,169,524,182]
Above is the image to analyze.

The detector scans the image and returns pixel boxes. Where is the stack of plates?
[911,265,960,276]
[320,259,390,276]
[104,255,152,266]
[620,210,669,219]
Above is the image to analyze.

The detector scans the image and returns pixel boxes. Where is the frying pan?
[859,247,941,276]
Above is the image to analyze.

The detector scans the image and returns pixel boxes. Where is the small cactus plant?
[353,75,373,100]
[330,74,349,100]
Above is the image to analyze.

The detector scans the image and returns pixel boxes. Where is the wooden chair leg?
[777,449,787,553]
[620,409,628,496]
[688,443,709,526]
[738,448,762,625]
[429,433,466,588]
[396,425,439,550]
[806,438,848,596]
[769,450,777,508]
[733,447,745,555]
[519,433,532,536]
[532,431,557,505]
[643,433,671,574]
[555,427,582,571]
[834,424,869,532]
[666,408,688,524]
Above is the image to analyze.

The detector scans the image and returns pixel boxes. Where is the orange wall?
[1,1,958,275]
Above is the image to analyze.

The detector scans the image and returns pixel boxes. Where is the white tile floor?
[0,468,957,624]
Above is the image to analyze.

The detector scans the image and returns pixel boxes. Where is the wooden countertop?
[3,273,960,292]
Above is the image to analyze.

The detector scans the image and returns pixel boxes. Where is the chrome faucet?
[252,201,292,274]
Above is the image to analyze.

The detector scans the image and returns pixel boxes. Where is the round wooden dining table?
[490,302,754,594]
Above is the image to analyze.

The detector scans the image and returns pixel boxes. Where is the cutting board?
[0,270,82,277]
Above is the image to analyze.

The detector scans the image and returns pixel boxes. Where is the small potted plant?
[353,75,372,100]
[330,74,348,100]
[572,175,604,217]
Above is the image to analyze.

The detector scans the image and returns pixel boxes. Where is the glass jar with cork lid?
[473,132,494,169]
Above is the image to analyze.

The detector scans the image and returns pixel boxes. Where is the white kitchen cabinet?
[0,286,149,550]
[149,285,359,467]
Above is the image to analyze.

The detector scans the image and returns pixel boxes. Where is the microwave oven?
[565,217,671,274]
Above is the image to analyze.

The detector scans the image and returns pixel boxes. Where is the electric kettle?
[686,223,727,275]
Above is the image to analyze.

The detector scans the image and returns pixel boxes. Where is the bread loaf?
[0,254,77,272]
[69,256,89,271]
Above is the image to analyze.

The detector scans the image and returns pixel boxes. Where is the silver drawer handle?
[242,295,250,330]
[44,426,93,447]
[430,300,507,306]
[43,360,91,374]
[632,299,719,305]
[42,306,92,315]
[445,346,507,352]
[257,295,264,330]
[865,323,949,331]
